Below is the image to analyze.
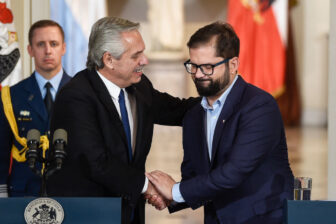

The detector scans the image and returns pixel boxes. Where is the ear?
[62,42,66,56]
[102,52,114,70]
[229,57,240,75]
[27,45,33,57]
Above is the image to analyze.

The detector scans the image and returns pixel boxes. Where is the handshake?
[144,170,177,210]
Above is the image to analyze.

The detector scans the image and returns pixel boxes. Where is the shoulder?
[6,76,35,101]
[235,80,280,121]
[56,69,96,101]
[235,76,276,109]
[60,69,91,91]
[10,76,33,92]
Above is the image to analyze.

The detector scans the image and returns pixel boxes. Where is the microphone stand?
[40,154,59,197]
[40,169,48,197]
[28,148,55,197]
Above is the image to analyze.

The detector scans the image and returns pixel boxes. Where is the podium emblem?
[24,198,64,224]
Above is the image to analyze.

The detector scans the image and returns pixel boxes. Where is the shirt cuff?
[0,184,8,197]
[141,176,149,194]
[172,182,185,203]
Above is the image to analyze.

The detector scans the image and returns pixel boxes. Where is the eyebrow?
[132,50,143,57]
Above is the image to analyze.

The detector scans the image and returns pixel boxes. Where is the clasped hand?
[144,170,176,210]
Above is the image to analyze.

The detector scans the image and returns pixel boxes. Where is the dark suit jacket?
[46,69,198,224]
[0,72,71,196]
[173,76,294,224]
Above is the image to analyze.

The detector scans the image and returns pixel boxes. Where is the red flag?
[228,0,288,96]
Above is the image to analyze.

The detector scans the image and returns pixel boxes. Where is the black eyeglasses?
[184,58,231,76]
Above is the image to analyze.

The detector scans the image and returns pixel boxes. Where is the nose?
[45,43,52,54]
[194,67,205,79]
[140,54,148,66]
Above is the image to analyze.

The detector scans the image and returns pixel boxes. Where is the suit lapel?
[200,106,211,170]
[86,70,128,148]
[24,73,48,122]
[130,85,148,164]
[210,76,247,166]
[188,104,211,170]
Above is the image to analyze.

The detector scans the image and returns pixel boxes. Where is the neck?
[206,90,224,107]
[98,67,127,88]
[36,67,62,80]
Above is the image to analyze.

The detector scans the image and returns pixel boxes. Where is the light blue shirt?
[172,75,239,203]
[35,69,64,101]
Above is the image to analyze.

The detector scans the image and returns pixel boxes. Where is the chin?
[41,65,56,71]
[134,76,142,83]
[133,73,142,80]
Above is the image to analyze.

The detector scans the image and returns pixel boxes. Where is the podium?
[0,197,121,224]
[285,200,336,224]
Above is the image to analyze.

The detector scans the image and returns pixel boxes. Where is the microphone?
[26,129,40,169]
[53,129,67,170]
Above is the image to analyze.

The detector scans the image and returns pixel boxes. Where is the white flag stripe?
[50,0,107,76]
[272,0,288,46]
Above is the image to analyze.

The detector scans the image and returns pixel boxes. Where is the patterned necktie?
[44,82,53,116]
[119,89,132,162]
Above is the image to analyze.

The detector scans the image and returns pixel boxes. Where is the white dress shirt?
[96,71,148,193]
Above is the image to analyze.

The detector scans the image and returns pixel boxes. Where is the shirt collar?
[35,69,64,92]
[96,70,121,101]
[201,75,239,110]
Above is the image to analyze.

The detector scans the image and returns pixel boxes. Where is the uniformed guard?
[0,20,71,197]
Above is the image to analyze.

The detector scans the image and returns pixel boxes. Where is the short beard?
[194,68,230,97]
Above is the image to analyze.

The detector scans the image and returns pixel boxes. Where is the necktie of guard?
[44,82,53,116]
[118,89,132,162]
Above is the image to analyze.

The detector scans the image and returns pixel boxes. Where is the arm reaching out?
[146,170,176,201]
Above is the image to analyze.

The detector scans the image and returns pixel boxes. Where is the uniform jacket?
[0,72,71,196]
[173,76,294,224]
[46,69,199,224]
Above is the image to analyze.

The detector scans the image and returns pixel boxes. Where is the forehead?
[121,30,145,53]
[31,26,63,43]
[189,44,218,63]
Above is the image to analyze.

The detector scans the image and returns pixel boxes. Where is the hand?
[146,170,176,201]
[144,181,167,210]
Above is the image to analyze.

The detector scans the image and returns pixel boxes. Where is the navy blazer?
[176,76,294,224]
[0,72,71,197]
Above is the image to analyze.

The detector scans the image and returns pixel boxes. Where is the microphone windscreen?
[53,129,68,144]
[27,129,40,141]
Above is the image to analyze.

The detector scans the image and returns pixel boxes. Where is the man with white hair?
[47,17,198,224]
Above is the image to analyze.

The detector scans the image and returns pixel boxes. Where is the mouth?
[134,66,144,74]
[44,58,54,63]
[195,78,211,83]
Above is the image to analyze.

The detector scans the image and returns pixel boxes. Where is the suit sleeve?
[50,87,145,204]
[152,89,200,126]
[138,75,199,126]
[0,98,12,197]
[180,96,283,209]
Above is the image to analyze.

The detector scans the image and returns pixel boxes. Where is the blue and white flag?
[50,0,107,76]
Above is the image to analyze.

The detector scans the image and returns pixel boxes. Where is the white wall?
[300,0,329,126]
[10,0,50,78]
[328,0,336,200]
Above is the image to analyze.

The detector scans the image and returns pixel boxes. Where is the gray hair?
[86,17,140,70]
